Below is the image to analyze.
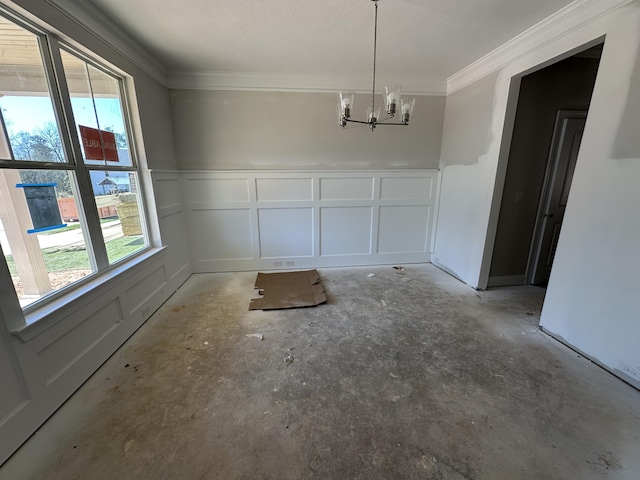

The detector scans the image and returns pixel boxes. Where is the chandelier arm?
[376,115,397,123]
[344,117,408,127]
[344,118,375,125]
[341,123,372,130]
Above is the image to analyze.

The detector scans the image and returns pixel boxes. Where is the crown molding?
[447,0,635,94]
[168,71,447,96]
[43,0,168,85]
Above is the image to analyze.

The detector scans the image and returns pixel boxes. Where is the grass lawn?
[4,236,146,276]
[106,236,145,264]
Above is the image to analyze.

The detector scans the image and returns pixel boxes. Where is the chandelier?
[337,0,415,131]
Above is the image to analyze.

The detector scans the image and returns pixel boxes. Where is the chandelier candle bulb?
[387,95,397,115]
[338,91,355,119]
[401,98,416,123]
[336,105,347,127]
[384,84,402,115]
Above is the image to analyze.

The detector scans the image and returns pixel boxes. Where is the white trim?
[173,168,436,174]
[29,0,631,97]
[168,71,447,96]
[43,0,168,85]
[540,327,640,391]
[430,257,468,287]
[18,0,632,97]
[446,0,634,94]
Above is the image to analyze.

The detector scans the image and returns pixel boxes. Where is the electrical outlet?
[618,361,640,381]
[286,261,294,266]
[274,261,283,267]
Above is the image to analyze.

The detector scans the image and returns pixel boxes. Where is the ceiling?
[86,0,576,90]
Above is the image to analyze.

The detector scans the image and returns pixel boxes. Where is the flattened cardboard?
[249,269,327,310]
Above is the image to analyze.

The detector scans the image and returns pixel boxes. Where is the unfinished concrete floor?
[1,264,639,480]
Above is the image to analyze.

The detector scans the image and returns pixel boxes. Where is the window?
[0,11,149,310]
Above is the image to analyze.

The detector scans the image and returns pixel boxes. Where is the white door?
[529,111,586,285]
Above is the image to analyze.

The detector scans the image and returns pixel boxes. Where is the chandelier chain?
[372,0,378,116]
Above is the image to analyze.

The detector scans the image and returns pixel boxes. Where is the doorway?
[487,44,603,287]
[527,110,585,285]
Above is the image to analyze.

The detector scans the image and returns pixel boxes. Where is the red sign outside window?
[101,130,118,162]
[79,125,119,162]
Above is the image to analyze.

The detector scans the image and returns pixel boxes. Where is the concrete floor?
[1,264,639,480]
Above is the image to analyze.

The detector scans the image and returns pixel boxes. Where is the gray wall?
[130,76,179,170]
[431,72,499,284]
[489,56,600,278]
[440,72,498,167]
[613,44,640,160]
[169,90,445,170]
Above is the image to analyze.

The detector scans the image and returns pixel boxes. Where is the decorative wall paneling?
[183,170,438,272]
[151,171,192,293]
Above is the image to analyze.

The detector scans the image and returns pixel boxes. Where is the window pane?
[60,50,132,167]
[0,16,66,162]
[89,170,147,264]
[0,169,95,308]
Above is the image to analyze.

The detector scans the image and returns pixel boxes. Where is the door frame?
[477,37,605,290]
[525,110,587,284]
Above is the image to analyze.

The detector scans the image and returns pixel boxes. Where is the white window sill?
[12,246,167,343]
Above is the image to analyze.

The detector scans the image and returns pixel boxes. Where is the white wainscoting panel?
[258,208,314,258]
[320,207,373,256]
[192,209,254,260]
[191,177,250,204]
[152,171,193,293]
[0,336,27,423]
[378,206,430,254]
[320,178,374,201]
[380,176,433,201]
[36,298,122,385]
[184,170,438,272]
[256,178,313,202]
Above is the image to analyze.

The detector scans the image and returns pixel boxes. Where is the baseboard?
[540,327,640,392]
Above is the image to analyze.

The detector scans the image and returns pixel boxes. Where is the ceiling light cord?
[372,0,378,119]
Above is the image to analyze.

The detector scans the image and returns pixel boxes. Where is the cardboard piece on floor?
[249,269,327,310]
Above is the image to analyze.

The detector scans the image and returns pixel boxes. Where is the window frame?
[0,7,151,314]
